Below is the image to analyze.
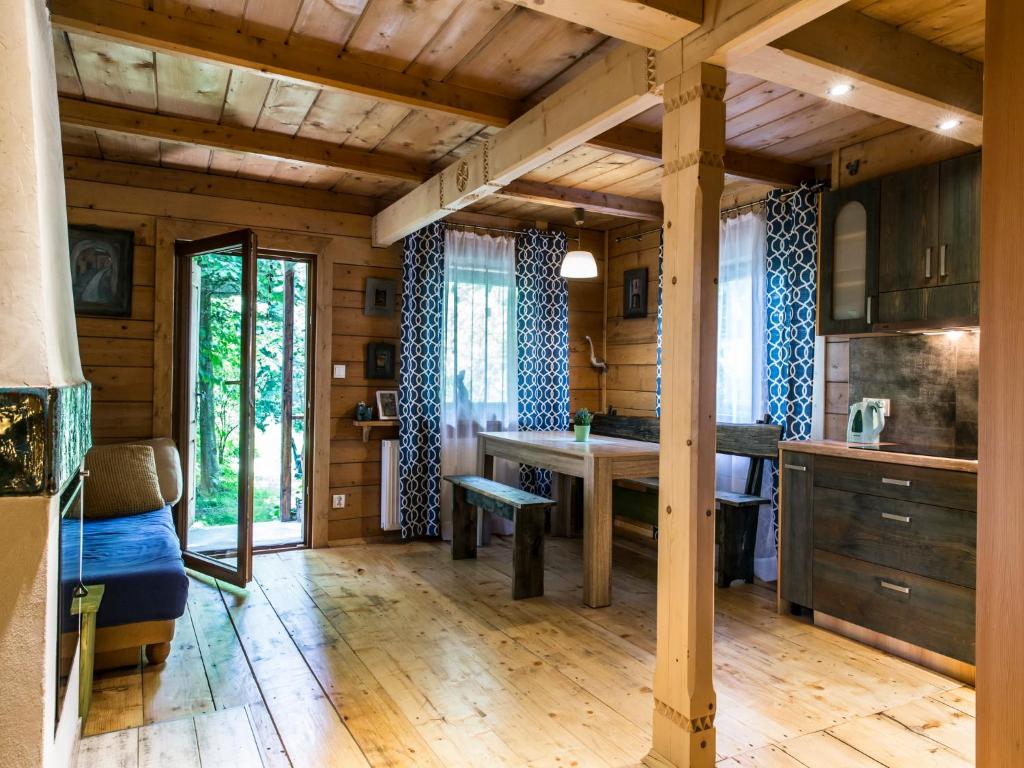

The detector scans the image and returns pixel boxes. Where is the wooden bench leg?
[451,486,478,560]
[513,509,545,599]
[716,503,760,588]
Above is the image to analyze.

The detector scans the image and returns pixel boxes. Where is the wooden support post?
[645,58,725,768]
[978,2,1024,765]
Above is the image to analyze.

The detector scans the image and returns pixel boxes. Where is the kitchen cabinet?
[778,447,977,665]
[819,151,981,334]
[818,181,880,335]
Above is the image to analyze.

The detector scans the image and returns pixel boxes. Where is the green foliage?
[194,254,308,525]
[574,408,592,427]
[194,477,281,527]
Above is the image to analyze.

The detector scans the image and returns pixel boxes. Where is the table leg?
[551,473,574,537]
[583,458,613,607]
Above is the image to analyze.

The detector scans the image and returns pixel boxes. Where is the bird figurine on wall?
[585,335,607,373]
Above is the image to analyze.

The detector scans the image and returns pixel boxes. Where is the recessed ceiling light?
[938,118,962,131]
[827,83,854,97]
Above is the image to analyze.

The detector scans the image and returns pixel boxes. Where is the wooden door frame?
[155,219,334,548]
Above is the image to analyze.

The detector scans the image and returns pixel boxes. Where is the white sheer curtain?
[716,209,776,581]
[439,230,519,539]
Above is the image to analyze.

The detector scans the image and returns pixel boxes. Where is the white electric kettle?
[847,399,886,444]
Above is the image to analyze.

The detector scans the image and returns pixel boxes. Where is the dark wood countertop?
[779,439,978,474]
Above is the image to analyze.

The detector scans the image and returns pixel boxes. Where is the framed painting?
[376,390,399,420]
[68,226,134,317]
[364,277,396,317]
[623,267,649,319]
[366,342,396,380]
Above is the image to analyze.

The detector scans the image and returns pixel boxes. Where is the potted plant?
[574,408,592,442]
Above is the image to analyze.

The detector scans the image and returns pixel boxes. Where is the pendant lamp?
[560,208,598,279]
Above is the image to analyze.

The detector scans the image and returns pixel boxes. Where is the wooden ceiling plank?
[48,0,520,126]
[345,0,464,73]
[404,0,516,81]
[732,6,984,144]
[67,33,157,111]
[499,0,702,49]
[372,44,662,245]
[52,30,83,98]
[220,70,274,129]
[289,0,368,50]
[755,110,899,163]
[254,80,320,136]
[499,179,663,221]
[154,53,231,121]
[59,97,431,181]
[721,149,816,186]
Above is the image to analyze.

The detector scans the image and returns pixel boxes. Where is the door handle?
[925,247,932,279]
[880,580,911,595]
[881,512,912,523]
[939,244,948,278]
[784,464,806,472]
[881,477,911,487]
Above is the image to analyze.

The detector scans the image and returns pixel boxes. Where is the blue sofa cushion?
[78,506,189,629]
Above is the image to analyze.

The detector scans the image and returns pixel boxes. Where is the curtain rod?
[613,184,826,243]
[444,221,581,244]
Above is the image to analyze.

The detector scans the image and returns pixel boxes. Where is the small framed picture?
[376,390,399,420]
[364,277,396,317]
[623,267,649,319]
[68,225,135,317]
[366,342,396,379]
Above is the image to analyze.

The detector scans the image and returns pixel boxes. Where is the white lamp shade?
[560,249,598,279]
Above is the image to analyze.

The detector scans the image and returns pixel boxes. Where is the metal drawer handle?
[866,295,873,325]
[939,244,948,278]
[881,512,912,523]
[881,477,911,487]
[784,464,807,472]
[925,246,932,279]
[880,580,911,595]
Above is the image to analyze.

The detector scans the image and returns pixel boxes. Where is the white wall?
[0,1,86,766]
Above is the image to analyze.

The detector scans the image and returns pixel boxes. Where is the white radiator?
[380,439,400,531]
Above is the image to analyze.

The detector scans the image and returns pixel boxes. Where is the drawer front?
[813,455,976,511]
[814,487,976,588]
[813,549,975,663]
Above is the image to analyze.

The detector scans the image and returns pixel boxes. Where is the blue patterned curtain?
[655,231,664,417]
[765,182,820,517]
[398,222,445,538]
[515,229,570,497]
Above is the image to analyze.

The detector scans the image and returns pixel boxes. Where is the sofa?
[74,438,190,668]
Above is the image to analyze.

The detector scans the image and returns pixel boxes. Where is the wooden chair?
[593,413,782,588]
[444,475,556,599]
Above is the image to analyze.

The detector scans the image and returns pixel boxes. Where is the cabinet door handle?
[925,247,932,279]
[784,464,807,472]
[880,580,911,595]
[939,244,948,278]
[881,512,912,523]
[881,477,911,487]
[866,295,873,325]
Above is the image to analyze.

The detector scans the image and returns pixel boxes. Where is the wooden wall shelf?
[353,419,398,442]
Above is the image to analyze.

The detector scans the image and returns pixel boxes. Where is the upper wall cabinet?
[819,151,980,335]
[819,180,880,336]
[876,151,980,329]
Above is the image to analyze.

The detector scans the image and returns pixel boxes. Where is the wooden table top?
[479,431,660,459]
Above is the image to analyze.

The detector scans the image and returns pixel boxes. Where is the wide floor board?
[77,537,974,767]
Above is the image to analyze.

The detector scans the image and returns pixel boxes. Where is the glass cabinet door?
[819,180,880,335]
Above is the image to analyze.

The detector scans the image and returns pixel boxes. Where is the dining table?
[477,430,660,608]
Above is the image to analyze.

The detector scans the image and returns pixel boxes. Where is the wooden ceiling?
[52,0,986,228]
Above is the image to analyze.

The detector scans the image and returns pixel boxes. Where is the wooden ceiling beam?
[372,45,663,246]
[734,7,984,145]
[500,0,702,49]
[59,97,431,181]
[499,179,664,221]
[48,0,520,126]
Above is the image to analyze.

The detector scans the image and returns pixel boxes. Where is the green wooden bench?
[444,475,556,600]
[594,414,782,587]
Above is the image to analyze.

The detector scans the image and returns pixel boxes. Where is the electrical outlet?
[333,364,347,379]
[332,494,347,509]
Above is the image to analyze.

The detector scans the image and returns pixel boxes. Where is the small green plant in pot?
[574,408,592,442]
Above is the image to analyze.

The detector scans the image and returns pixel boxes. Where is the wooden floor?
[76,537,975,768]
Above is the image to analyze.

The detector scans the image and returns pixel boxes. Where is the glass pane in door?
[186,251,247,559]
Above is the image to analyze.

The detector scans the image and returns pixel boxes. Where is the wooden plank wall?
[65,161,605,544]
[824,339,850,440]
[604,222,662,416]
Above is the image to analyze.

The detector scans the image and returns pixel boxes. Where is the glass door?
[174,230,256,586]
